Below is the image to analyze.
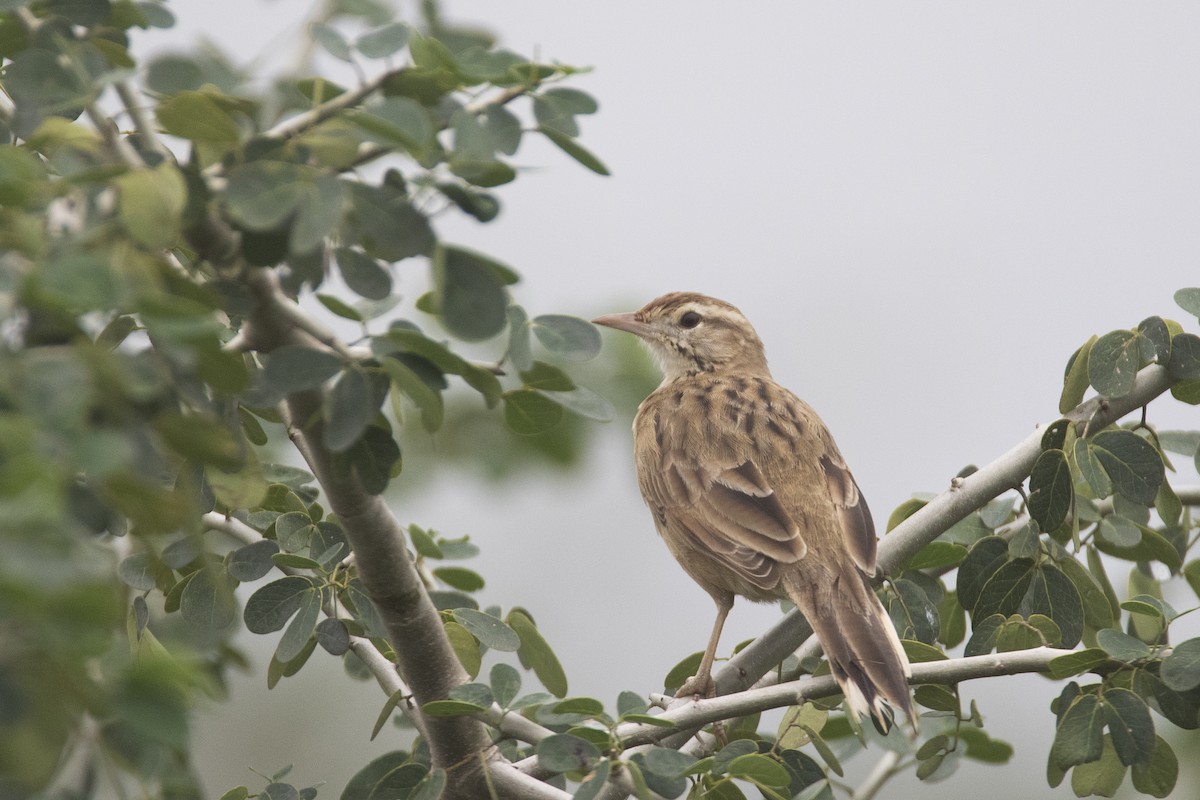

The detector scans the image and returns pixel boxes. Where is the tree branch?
[240,269,534,798]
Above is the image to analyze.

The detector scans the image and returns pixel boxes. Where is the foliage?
[2,1,1200,799]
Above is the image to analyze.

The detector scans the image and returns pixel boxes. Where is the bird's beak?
[591,312,650,337]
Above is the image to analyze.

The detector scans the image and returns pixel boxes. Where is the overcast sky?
[150,2,1200,797]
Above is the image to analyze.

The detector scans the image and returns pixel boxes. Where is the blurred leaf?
[434,245,509,341]
[382,357,444,432]
[346,182,435,263]
[531,314,602,361]
[1061,335,1098,413]
[311,22,352,61]
[539,127,610,176]
[433,566,484,592]
[503,389,563,435]
[507,305,533,372]
[115,163,186,249]
[157,90,240,143]
[336,247,392,301]
[537,386,615,423]
[356,22,409,58]
[322,368,375,451]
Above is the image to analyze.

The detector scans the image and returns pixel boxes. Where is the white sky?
[147,2,1200,797]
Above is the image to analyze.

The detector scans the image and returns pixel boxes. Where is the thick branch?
[241,270,521,798]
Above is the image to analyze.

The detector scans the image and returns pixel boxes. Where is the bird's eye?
[679,311,702,329]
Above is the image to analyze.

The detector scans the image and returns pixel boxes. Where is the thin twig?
[114,80,173,161]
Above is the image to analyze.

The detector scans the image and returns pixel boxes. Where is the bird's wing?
[656,455,808,588]
[818,450,877,575]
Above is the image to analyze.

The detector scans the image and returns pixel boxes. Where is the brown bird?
[593,292,913,733]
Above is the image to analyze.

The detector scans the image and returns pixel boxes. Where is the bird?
[592,291,914,734]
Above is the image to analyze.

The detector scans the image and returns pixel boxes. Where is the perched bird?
[593,292,914,733]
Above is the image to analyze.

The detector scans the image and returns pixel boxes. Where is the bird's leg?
[675,595,733,699]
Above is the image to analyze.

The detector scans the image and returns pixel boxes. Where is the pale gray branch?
[852,749,904,800]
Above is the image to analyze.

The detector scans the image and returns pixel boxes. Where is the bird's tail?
[783,567,915,735]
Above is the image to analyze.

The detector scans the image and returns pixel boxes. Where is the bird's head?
[592,292,770,382]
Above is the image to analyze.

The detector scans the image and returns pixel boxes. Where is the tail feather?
[785,568,915,735]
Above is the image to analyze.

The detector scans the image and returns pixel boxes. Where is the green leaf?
[507,609,568,697]
[451,608,520,651]
[445,621,481,677]
[275,588,321,663]
[290,173,344,254]
[336,247,392,301]
[887,577,939,644]
[1095,628,1152,662]
[727,754,791,789]
[886,497,926,532]
[957,536,1009,612]
[906,541,968,572]
[1061,335,1099,413]
[1174,287,1200,318]
[1160,637,1200,692]
[261,345,344,395]
[1167,333,1200,380]
[539,127,610,176]
[1090,430,1164,505]
[350,97,434,152]
[157,90,240,143]
[1028,449,1072,531]
[322,368,375,451]
[434,245,510,341]
[118,552,168,591]
[531,314,603,361]
[1131,737,1178,798]
[115,164,186,249]
[1050,692,1104,769]
[537,386,615,423]
[315,618,349,655]
[503,389,564,435]
[1018,565,1083,647]
[433,567,484,592]
[409,768,446,800]
[310,22,352,61]
[1057,556,1115,629]
[1048,649,1110,680]
[180,568,238,631]
[552,696,605,717]
[1074,438,1112,499]
[1103,688,1155,767]
[490,663,521,708]
[479,105,522,155]
[1088,329,1141,398]
[381,357,444,433]
[936,591,967,648]
[572,759,611,800]
[346,182,435,263]
[1138,317,1172,364]
[315,293,363,321]
[244,577,313,634]
[154,412,243,470]
[356,22,409,58]
[537,733,600,773]
[972,558,1036,623]
[1069,735,1126,797]
[956,728,1013,764]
